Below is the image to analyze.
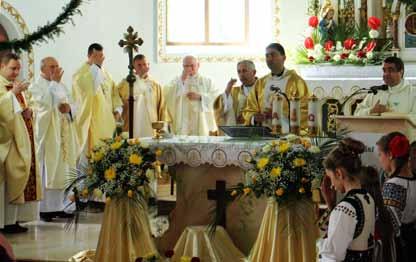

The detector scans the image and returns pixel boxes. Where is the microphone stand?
[339,88,374,115]
[270,85,291,132]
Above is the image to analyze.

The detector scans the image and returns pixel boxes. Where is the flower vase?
[95,197,158,262]
[248,197,319,262]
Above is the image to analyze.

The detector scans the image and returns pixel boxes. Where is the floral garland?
[296,16,391,65]
[0,0,86,52]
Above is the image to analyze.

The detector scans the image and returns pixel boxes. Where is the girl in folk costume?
[319,138,376,261]
[377,132,416,262]
[360,166,396,262]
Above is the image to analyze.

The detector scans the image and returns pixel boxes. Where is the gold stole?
[6,85,37,201]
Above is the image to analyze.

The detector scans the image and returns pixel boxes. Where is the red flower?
[365,40,377,52]
[304,37,314,49]
[324,55,331,61]
[368,16,381,30]
[341,53,349,60]
[308,16,319,28]
[191,257,201,262]
[165,250,174,258]
[389,135,410,158]
[343,38,355,50]
[308,56,315,62]
[357,50,366,58]
[324,40,334,52]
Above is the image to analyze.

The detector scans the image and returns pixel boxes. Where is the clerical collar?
[271,69,285,78]
[388,80,406,94]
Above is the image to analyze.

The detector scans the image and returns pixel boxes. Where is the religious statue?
[319,2,337,44]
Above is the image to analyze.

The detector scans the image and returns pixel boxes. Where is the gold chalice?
[152,121,165,139]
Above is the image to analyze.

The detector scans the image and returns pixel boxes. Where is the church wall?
[6,0,308,89]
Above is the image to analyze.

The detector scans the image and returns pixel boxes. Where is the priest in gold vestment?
[242,44,318,262]
[29,57,79,221]
[0,53,41,233]
[213,60,257,127]
[164,56,220,136]
[243,43,310,132]
[117,54,165,137]
[72,43,122,157]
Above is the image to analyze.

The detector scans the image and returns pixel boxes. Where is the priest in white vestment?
[72,43,123,159]
[0,53,41,233]
[29,57,79,221]
[243,43,309,131]
[213,60,257,127]
[164,56,220,136]
[117,54,165,137]
[355,56,416,116]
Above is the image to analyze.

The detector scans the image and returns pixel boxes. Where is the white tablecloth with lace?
[143,136,268,169]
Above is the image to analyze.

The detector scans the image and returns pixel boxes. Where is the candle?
[308,95,319,136]
[272,95,282,134]
[290,97,301,135]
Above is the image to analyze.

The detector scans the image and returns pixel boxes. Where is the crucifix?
[118,26,143,138]
[207,180,228,228]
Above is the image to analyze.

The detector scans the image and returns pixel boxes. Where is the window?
[157,0,279,62]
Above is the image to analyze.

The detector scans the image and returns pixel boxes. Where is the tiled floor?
[4,183,176,262]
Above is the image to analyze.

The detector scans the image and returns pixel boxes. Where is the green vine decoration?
[0,0,87,52]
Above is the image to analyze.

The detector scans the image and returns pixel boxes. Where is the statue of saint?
[319,3,337,44]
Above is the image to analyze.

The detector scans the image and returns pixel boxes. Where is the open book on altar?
[219,126,275,138]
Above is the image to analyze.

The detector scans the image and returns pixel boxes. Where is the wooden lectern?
[336,114,416,167]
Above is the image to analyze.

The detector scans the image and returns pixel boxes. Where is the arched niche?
[0,1,34,81]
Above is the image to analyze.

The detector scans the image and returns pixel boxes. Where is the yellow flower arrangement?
[67,135,162,204]
[229,134,324,204]
[257,157,269,170]
[278,142,290,153]
[129,154,143,165]
[92,151,105,162]
[293,158,306,167]
[270,167,282,177]
[110,141,123,150]
[104,166,117,181]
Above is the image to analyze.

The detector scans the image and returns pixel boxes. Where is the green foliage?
[0,0,87,52]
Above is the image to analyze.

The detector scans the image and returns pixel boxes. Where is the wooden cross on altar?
[207,180,227,228]
[118,26,143,138]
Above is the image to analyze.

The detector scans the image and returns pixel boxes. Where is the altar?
[143,136,271,254]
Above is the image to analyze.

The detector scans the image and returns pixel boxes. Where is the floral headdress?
[389,135,410,158]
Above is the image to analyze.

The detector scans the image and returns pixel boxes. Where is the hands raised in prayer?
[51,67,64,83]
[225,78,237,96]
[11,81,29,95]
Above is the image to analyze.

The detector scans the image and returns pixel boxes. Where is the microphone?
[369,84,388,94]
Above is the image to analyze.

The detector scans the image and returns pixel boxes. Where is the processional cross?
[118,26,143,138]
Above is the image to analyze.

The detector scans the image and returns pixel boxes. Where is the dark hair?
[87,43,103,56]
[0,52,20,65]
[266,43,286,56]
[323,137,365,178]
[377,132,409,177]
[360,166,394,262]
[133,54,146,62]
[384,56,404,75]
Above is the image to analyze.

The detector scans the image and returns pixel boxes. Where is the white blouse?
[318,189,375,262]
[383,176,416,235]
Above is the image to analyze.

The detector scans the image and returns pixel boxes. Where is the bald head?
[182,55,199,77]
[40,56,60,81]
